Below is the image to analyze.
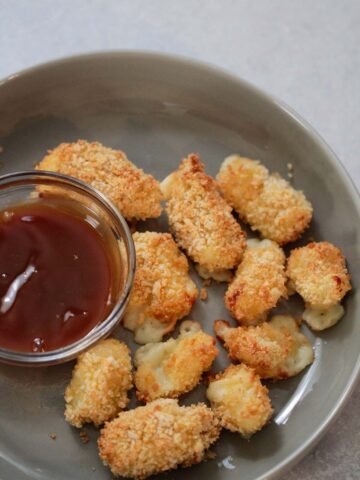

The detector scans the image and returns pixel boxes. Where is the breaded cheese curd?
[287,241,351,330]
[217,155,313,245]
[36,140,163,220]
[225,239,287,325]
[214,316,313,380]
[64,339,132,428]
[123,232,198,344]
[134,321,218,402]
[98,399,221,479]
[161,154,246,281]
[206,364,273,437]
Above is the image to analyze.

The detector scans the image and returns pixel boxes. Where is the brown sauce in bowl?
[0,201,114,353]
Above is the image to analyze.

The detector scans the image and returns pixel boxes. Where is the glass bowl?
[0,170,135,366]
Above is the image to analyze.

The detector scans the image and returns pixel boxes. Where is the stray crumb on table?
[205,450,217,461]
[200,287,208,301]
[49,433,57,440]
[203,278,212,287]
[79,429,90,444]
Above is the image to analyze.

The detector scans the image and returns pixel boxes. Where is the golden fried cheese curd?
[98,399,221,479]
[217,155,313,245]
[134,321,218,402]
[207,364,273,437]
[64,338,132,428]
[225,239,287,325]
[214,315,313,380]
[123,232,198,344]
[287,241,351,330]
[36,140,163,220]
[161,154,246,281]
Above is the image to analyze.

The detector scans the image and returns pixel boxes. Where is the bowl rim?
[0,169,136,366]
[0,50,359,478]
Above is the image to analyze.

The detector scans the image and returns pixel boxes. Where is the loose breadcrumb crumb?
[36,140,163,220]
[98,399,221,479]
[64,339,132,428]
[79,429,90,444]
[287,241,351,308]
[123,232,198,344]
[200,288,208,301]
[207,364,273,437]
[161,154,246,279]
[217,155,312,245]
[134,321,218,402]
[49,433,57,440]
[225,239,287,325]
[214,315,313,380]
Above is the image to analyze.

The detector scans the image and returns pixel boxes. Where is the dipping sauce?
[0,201,114,353]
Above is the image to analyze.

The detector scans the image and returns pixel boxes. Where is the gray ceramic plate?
[0,52,359,480]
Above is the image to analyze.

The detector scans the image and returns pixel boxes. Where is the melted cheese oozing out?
[135,321,202,367]
[195,264,233,282]
[286,279,297,296]
[246,238,273,249]
[303,303,344,331]
[123,308,168,344]
[134,321,203,394]
[160,173,176,198]
[269,315,314,377]
[207,377,234,403]
[135,340,176,390]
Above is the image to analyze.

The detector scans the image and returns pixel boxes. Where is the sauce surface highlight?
[0,202,113,352]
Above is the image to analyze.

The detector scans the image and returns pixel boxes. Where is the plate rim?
[0,50,359,479]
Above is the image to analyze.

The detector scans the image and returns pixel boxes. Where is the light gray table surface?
[0,1,359,479]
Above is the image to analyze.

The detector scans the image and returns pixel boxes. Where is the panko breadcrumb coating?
[207,364,273,437]
[36,140,163,220]
[217,155,313,245]
[215,315,313,380]
[123,232,198,344]
[134,321,218,402]
[64,339,132,428]
[225,239,287,325]
[161,154,246,281]
[98,399,221,479]
[287,241,351,330]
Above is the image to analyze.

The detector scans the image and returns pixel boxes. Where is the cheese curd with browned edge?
[207,364,273,437]
[225,239,287,325]
[161,153,246,281]
[123,232,198,344]
[98,399,221,479]
[217,155,313,245]
[64,339,132,428]
[287,241,351,330]
[215,316,314,380]
[37,140,163,221]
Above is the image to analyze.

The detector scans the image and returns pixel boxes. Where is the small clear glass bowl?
[0,171,135,367]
